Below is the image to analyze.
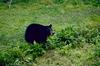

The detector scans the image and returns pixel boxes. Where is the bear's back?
[27,24,45,29]
[26,24,47,33]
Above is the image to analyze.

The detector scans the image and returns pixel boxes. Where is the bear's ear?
[49,24,52,27]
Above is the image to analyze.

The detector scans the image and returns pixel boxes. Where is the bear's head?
[46,24,55,36]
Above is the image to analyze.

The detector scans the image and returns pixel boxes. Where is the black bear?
[25,23,54,44]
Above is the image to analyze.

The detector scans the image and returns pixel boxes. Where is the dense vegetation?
[0,0,100,66]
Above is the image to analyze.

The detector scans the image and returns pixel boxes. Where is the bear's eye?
[49,24,52,28]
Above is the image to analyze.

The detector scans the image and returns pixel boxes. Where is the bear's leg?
[29,41,34,44]
[27,40,34,44]
[35,37,47,44]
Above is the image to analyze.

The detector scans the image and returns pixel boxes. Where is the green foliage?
[0,46,24,65]
[53,24,100,49]
[88,43,100,66]
[0,43,46,66]
[26,44,45,60]
[82,0,100,6]
[1,0,100,7]
[53,0,65,4]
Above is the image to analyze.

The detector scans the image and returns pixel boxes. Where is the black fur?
[25,24,54,44]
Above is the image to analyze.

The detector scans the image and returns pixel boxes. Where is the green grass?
[0,0,100,66]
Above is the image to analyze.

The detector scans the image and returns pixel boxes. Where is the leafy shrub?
[1,0,100,7]
[26,44,45,61]
[82,0,100,6]
[54,24,100,48]
[0,48,23,66]
[53,0,65,4]
[0,43,46,66]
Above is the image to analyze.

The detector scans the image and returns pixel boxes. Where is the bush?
[82,0,100,7]
[54,24,100,48]
[26,44,45,61]
[53,0,65,4]
[0,43,46,66]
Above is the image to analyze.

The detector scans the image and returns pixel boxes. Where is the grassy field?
[0,0,100,66]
